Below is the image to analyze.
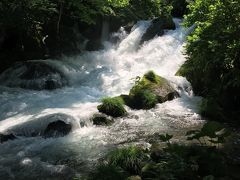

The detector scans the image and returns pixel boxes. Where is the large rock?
[0,133,16,143]
[43,120,72,138]
[0,61,68,90]
[123,71,179,109]
[140,16,176,45]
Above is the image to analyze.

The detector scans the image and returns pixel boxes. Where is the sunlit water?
[0,19,204,179]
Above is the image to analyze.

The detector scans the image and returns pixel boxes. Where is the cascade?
[0,19,203,179]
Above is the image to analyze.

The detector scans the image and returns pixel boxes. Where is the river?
[0,19,204,179]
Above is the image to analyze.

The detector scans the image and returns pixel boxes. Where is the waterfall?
[0,19,204,179]
[101,18,110,42]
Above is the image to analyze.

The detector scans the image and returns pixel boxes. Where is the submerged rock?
[92,114,114,126]
[0,133,16,143]
[140,16,176,44]
[43,120,72,138]
[0,60,68,90]
[123,71,179,109]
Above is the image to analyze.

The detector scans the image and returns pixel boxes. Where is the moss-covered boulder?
[140,16,176,45]
[97,97,127,117]
[125,71,179,109]
[92,113,114,126]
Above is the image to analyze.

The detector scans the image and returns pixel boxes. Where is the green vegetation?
[92,113,114,126]
[89,122,238,180]
[127,71,177,109]
[90,164,128,180]
[97,97,127,117]
[179,0,240,123]
[107,146,149,174]
[0,0,186,73]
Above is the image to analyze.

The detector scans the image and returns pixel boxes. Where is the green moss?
[129,89,158,110]
[200,98,225,121]
[143,70,158,83]
[107,146,149,174]
[97,97,127,117]
[92,114,114,126]
[175,64,188,77]
[128,71,174,109]
[130,71,168,96]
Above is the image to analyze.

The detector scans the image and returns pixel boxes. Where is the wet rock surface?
[0,133,16,143]
[43,120,72,138]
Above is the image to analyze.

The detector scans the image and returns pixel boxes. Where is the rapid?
[0,19,204,179]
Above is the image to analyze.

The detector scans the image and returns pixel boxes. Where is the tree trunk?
[57,0,64,36]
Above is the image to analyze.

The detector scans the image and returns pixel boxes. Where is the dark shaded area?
[140,16,176,45]
[43,120,72,138]
[0,133,16,143]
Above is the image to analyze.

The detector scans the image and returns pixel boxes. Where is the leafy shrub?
[181,0,240,123]
[97,97,127,117]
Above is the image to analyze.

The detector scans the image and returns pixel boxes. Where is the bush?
[97,97,127,117]
[181,0,240,123]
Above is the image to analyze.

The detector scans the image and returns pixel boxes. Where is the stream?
[0,19,205,179]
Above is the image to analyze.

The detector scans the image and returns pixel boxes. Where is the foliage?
[186,121,230,146]
[89,164,128,180]
[97,97,127,117]
[180,0,240,122]
[107,146,149,174]
[158,133,173,144]
[90,124,233,180]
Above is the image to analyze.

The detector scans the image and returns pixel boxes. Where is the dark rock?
[123,22,135,33]
[171,0,188,18]
[43,120,72,138]
[150,143,166,162]
[85,39,104,51]
[141,163,160,179]
[0,133,16,143]
[140,16,176,45]
[92,114,114,126]
[0,61,68,90]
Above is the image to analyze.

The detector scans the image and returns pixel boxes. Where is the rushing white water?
[0,19,204,179]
